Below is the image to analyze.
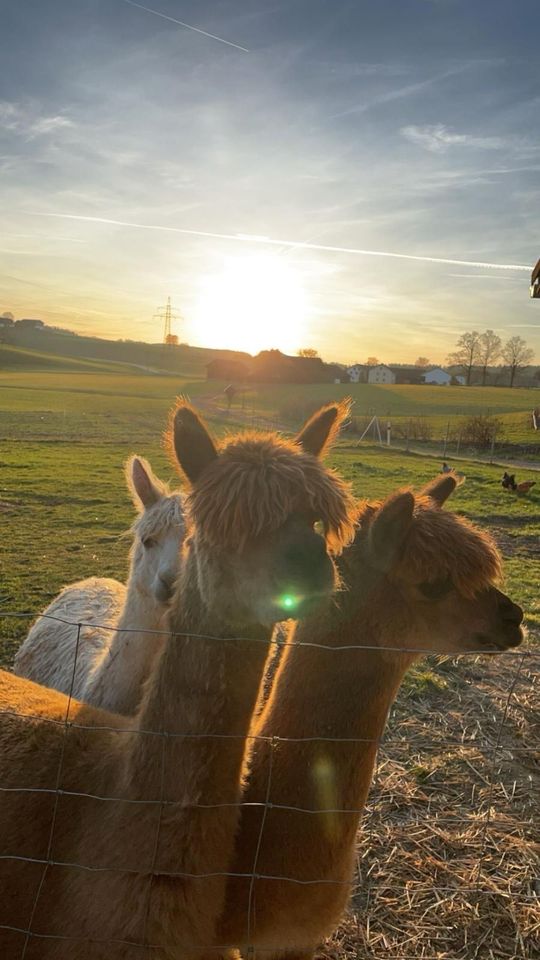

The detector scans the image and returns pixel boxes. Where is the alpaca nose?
[498,592,523,625]
[156,572,175,601]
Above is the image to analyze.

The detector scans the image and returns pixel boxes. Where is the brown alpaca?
[212,474,524,960]
[0,401,357,959]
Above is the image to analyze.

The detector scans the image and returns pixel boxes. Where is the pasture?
[0,367,539,958]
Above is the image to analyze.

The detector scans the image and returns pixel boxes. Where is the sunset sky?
[1,0,539,363]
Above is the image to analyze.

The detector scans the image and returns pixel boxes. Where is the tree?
[478,329,501,386]
[297,348,319,358]
[365,356,379,366]
[501,335,534,387]
[1,311,14,321]
[415,357,430,367]
[447,331,482,385]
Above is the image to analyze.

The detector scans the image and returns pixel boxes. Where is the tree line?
[447,330,535,387]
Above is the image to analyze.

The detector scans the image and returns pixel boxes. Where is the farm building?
[17,318,45,330]
[389,365,426,385]
[422,366,464,386]
[206,350,347,384]
[366,364,426,385]
[368,364,395,384]
[347,363,367,383]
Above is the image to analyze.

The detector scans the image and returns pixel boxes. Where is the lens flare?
[280,594,299,611]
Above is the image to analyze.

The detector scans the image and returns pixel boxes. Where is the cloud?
[401,124,504,152]
[0,101,73,140]
[29,116,74,137]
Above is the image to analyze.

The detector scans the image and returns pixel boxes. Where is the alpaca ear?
[294,399,351,458]
[170,402,218,485]
[126,456,166,512]
[421,473,462,506]
[369,491,414,572]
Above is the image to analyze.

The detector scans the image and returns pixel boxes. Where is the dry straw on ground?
[321,654,539,960]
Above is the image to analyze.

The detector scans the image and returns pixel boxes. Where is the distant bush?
[452,414,504,447]
[393,418,433,441]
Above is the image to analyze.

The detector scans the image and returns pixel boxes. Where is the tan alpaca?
[0,400,357,959]
[212,474,524,960]
[14,456,185,714]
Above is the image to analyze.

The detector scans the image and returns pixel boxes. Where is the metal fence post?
[442,421,450,458]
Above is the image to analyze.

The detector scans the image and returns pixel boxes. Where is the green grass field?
[0,367,538,664]
[1,360,539,446]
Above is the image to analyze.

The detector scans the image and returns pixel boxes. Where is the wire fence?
[0,610,538,958]
[347,413,540,467]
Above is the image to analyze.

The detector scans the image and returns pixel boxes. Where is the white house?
[347,364,365,383]
[368,364,396,385]
[423,367,464,386]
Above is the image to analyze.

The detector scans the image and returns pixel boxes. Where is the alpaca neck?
[84,572,167,716]
[117,576,164,632]
[246,600,417,872]
[128,542,272,811]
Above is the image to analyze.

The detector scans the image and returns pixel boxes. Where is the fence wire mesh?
[0,610,538,959]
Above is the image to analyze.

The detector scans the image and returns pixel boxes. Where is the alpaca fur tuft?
[357,492,503,598]
[186,436,356,553]
[129,488,184,542]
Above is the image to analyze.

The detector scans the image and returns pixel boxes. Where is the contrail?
[120,0,249,52]
[9,233,85,243]
[449,273,522,281]
[34,213,531,272]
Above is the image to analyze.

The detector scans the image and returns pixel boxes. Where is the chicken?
[516,480,536,494]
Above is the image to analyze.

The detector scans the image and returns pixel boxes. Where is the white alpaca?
[14,456,185,714]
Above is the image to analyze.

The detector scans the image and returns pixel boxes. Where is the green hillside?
[0,344,140,375]
[0,327,249,377]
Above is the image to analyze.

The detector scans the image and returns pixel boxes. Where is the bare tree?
[365,356,379,366]
[297,348,319,358]
[447,331,482,385]
[501,335,535,387]
[478,329,501,386]
[415,356,430,367]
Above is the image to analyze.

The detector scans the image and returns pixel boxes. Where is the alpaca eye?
[142,537,156,550]
[419,579,452,600]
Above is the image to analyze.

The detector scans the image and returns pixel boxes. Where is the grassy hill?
[0,344,146,375]
[0,327,249,377]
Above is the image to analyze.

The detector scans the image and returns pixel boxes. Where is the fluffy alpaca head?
[126,456,185,603]
[186,435,355,554]
[347,472,523,655]
[166,400,357,624]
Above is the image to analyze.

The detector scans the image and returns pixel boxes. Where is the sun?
[189,254,308,355]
